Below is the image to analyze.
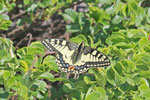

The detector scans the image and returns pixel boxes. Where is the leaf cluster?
[0,0,150,100]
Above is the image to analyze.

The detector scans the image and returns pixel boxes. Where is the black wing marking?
[82,46,111,68]
[55,52,89,74]
[41,39,78,53]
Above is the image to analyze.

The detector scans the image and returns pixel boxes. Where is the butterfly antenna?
[95,46,98,49]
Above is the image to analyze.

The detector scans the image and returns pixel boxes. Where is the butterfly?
[41,38,111,74]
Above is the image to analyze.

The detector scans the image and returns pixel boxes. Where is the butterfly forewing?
[42,39,78,54]
[42,39,79,72]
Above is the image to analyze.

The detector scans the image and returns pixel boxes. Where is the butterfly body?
[42,39,111,74]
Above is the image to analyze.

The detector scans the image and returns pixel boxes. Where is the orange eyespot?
[69,66,75,70]
[69,66,72,69]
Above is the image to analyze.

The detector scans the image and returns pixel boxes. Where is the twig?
[41,50,56,64]
[27,56,38,73]
[11,11,26,20]
[0,33,6,38]
[15,33,32,49]
[7,26,24,36]
[58,32,71,40]
[27,33,32,46]
[47,85,51,98]
[69,1,83,8]
[44,50,56,55]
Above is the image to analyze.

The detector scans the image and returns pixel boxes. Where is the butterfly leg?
[74,72,79,79]
[66,73,71,79]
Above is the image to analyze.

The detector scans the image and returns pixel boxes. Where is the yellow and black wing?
[41,39,111,74]
[80,46,111,72]
[41,38,78,71]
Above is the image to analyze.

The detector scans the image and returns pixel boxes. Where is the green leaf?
[29,41,45,55]
[17,19,24,26]
[7,77,16,89]
[24,0,30,5]
[42,55,59,72]
[105,5,114,14]
[76,34,88,44]
[98,0,112,4]
[18,84,28,99]
[70,34,88,45]
[0,49,8,60]
[19,60,28,72]
[0,91,9,99]
[2,71,11,80]
[139,36,149,48]
[89,6,110,23]
[0,49,11,65]
[85,91,100,100]
[63,83,73,93]
[33,80,47,93]
[148,8,150,17]
[106,67,116,86]
[122,4,128,16]
[106,32,127,45]
[114,42,134,49]
[135,15,143,26]
[110,46,126,60]
[37,72,54,81]
[126,29,147,39]
[121,59,136,72]
[130,2,138,12]
[30,41,45,50]
[29,47,44,55]
[38,0,52,8]
[112,15,122,24]
[20,54,35,67]
[133,52,150,70]
[0,20,12,30]
[89,68,107,87]
[0,14,10,20]
[113,0,124,14]
[134,77,149,87]
[127,77,135,86]
[0,3,2,10]
[138,84,150,99]
[54,78,72,83]
[139,70,150,79]
[82,19,91,34]
[17,47,27,58]
[27,4,38,12]
[95,87,108,100]
[119,82,133,92]
[63,9,77,22]
[92,41,101,49]
[84,76,96,84]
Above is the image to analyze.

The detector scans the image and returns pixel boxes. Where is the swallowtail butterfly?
[41,39,111,74]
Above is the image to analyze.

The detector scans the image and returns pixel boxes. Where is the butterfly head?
[78,41,85,53]
[80,41,85,48]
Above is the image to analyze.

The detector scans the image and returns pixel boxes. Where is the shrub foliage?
[0,0,150,100]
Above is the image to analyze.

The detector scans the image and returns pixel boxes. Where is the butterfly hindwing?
[82,47,111,68]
